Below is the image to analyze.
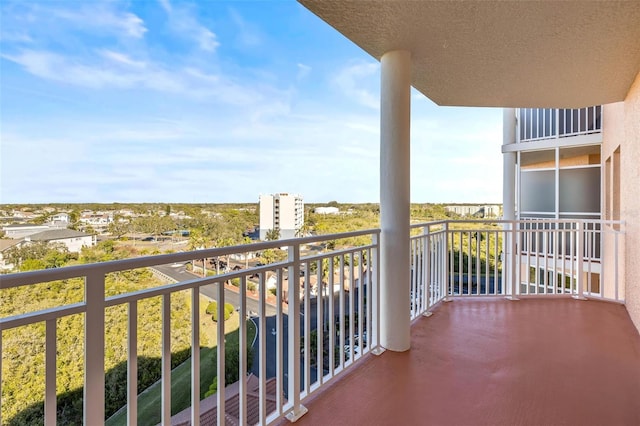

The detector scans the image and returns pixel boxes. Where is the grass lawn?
[106,296,257,426]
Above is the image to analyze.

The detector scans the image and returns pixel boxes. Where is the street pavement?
[152,263,277,316]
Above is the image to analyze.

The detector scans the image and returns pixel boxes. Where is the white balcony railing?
[0,230,380,426]
[409,219,625,321]
[517,106,603,143]
[0,219,625,425]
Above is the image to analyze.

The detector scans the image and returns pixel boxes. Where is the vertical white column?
[502,108,517,298]
[503,108,516,221]
[380,50,411,352]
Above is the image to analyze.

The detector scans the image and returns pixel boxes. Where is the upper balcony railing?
[517,106,602,143]
[0,219,625,425]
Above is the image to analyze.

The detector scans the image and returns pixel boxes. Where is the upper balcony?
[1,218,636,426]
[517,107,603,144]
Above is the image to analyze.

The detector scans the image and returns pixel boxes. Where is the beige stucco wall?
[602,71,640,332]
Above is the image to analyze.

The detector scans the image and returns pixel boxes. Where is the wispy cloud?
[297,63,311,81]
[159,0,219,52]
[332,61,380,109]
[229,8,262,47]
[99,50,146,68]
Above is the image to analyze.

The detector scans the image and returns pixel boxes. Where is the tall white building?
[259,193,304,240]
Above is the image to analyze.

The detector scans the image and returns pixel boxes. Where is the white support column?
[503,108,516,221]
[502,108,517,299]
[380,50,411,352]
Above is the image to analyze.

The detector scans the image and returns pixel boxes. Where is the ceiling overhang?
[299,0,640,108]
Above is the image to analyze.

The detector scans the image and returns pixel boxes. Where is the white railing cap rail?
[411,218,625,227]
[0,228,380,290]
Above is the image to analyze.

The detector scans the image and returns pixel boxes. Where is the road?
[152,263,277,316]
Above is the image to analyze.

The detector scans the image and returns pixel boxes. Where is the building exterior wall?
[58,235,95,253]
[259,193,304,240]
[603,71,640,332]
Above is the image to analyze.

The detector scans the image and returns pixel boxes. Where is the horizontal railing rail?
[0,229,380,426]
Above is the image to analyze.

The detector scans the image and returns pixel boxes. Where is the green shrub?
[230,277,240,287]
[205,301,217,315]
[225,302,234,316]
[208,301,234,322]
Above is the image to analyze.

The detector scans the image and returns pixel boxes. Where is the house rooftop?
[26,229,91,242]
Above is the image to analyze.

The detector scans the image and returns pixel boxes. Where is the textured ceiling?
[299,1,640,108]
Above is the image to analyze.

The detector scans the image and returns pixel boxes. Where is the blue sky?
[0,0,502,204]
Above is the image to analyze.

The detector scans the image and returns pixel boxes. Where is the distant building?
[50,213,70,224]
[2,224,51,239]
[314,206,340,215]
[445,204,501,218]
[0,239,22,270]
[25,229,96,253]
[259,193,304,240]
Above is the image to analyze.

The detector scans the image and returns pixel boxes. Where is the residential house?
[2,224,51,239]
[24,229,96,253]
[0,239,22,270]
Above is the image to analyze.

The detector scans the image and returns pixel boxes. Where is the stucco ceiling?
[299,1,640,108]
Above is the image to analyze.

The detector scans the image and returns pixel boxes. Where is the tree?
[4,242,72,271]
[265,227,280,241]
[188,228,208,250]
[108,215,131,239]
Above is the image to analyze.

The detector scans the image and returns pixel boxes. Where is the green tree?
[265,227,280,241]
[107,215,130,239]
[20,258,46,271]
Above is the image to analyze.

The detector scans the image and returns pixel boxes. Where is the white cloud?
[99,50,146,68]
[297,63,311,81]
[229,8,262,47]
[161,2,220,52]
[195,28,220,52]
[2,50,180,91]
[158,0,172,14]
[332,61,380,109]
[50,4,147,39]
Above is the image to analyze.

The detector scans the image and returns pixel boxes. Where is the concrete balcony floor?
[287,297,640,426]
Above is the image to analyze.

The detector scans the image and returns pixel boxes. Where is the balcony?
[0,219,635,426]
[288,296,640,426]
[517,107,603,143]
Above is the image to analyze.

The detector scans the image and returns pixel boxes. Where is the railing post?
[444,222,453,302]
[505,221,519,300]
[84,271,105,425]
[286,242,307,422]
[423,226,433,317]
[573,221,587,300]
[371,232,384,355]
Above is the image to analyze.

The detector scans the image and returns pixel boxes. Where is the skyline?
[0,0,503,204]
